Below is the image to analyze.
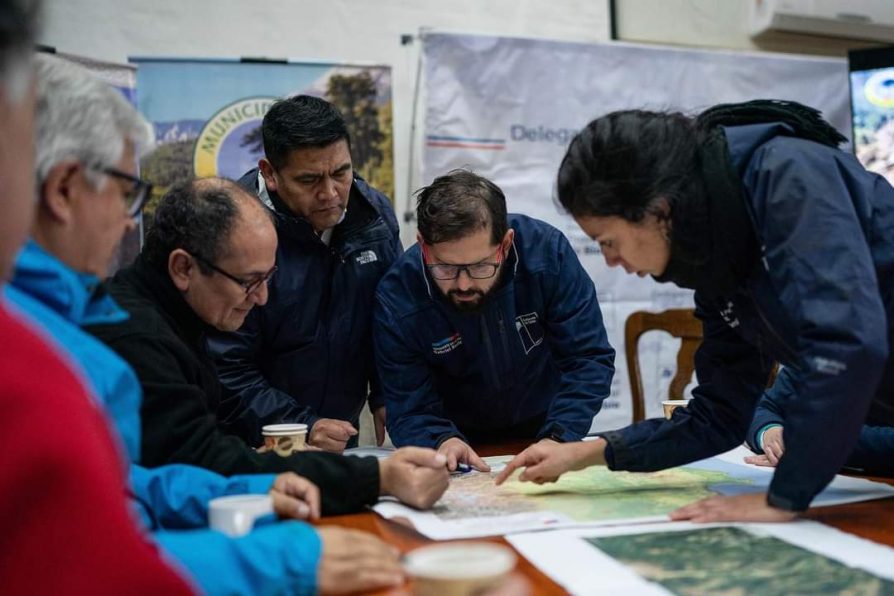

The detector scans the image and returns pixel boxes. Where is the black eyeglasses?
[194,255,278,295]
[421,243,504,281]
[91,166,153,217]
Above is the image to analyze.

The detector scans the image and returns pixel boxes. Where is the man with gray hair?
[0,3,192,593]
[9,54,418,594]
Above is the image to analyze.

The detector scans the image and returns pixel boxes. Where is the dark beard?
[447,289,487,312]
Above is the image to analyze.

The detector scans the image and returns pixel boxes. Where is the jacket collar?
[128,253,211,347]
[11,239,128,327]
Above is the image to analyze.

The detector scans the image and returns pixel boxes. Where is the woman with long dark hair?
[496,100,894,521]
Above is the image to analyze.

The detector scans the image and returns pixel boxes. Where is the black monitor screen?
[849,46,894,186]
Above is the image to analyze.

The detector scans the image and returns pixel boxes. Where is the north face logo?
[356,250,378,265]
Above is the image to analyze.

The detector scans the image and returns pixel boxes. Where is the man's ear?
[258,159,277,193]
[416,231,425,247]
[501,228,515,253]
[168,249,194,292]
[40,161,83,224]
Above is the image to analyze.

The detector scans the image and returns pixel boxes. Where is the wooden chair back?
[625,308,703,423]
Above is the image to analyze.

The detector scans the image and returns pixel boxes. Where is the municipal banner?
[422,33,848,431]
[132,58,394,218]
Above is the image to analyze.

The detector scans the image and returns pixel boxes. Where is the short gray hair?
[34,53,153,190]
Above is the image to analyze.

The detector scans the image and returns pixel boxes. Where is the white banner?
[421,33,849,431]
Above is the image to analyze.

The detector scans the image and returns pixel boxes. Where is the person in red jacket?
[0,0,193,591]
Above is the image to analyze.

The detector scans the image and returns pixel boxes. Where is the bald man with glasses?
[374,169,616,471]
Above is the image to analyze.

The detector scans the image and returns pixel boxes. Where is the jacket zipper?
[481,314,502,390]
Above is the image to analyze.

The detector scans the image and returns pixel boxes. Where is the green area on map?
[588,527,894,595]
[432,456,752,522]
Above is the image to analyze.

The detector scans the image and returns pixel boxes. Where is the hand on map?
[308,418,358,453]
[669,493,797,523]
[744,426,784,467]
[316,527,403,593]
[494,439,606,485]
[269,472,321,520]
[373,406,387,446]
[380,446,450,509]
[438,437,491,472]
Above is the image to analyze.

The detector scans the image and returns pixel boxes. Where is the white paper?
[507,521,894,595]
[343,446,395,459]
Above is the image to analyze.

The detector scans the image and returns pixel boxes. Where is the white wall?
[39,0,611,243]
[614,0,880,56]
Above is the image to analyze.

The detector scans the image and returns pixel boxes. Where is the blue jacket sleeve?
[207,310,319,446]
[747,144,888,511]
[602,294,774,473]
[131,464,276,530]
[367,231,405,415]
[374,296,464,448]
[155,521,321,595]
[538,231,615,441]
[745,366,795,453]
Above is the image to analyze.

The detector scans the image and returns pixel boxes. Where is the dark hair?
[143,178,246,273]
[262,95,351,169]
[416,169,508,245]
[0,0,40,77]
[556,110,704,225]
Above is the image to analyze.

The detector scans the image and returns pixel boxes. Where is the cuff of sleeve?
[756,424,783,452]
[599,430,628,470]
[303,414,321,434]
[435,432,466,449]
[536,423,571,443]
[766,489,807,512]
[359,456,381,505]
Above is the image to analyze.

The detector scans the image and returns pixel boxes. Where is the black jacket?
[87,254,380,516]
[206,170,402,444]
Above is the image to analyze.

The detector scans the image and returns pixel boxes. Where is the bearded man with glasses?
[374,169,616,470]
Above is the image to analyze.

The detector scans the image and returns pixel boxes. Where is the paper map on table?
[373,446,894,539]
[507,521,894,595]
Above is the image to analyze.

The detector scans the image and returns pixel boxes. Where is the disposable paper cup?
[404,542,516,596]
[662,399,689,419]
[208,494,273,537]
[262,423,308,456]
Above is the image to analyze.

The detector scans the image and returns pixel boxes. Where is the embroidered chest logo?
[432,332,463,355]
[355,250,378,265]
[719,300,740,328]
[515,312,544,354]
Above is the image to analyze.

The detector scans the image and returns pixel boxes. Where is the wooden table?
[315,441,894,595]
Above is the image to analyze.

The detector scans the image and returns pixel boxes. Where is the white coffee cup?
[262,423,308,456]
[404,542,517,596]
[208,494,274,537]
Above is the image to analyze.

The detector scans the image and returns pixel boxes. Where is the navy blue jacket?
[748,367,894,476]
[208,169,402,444]
[603,123,894,511]
[374,214,615,448]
